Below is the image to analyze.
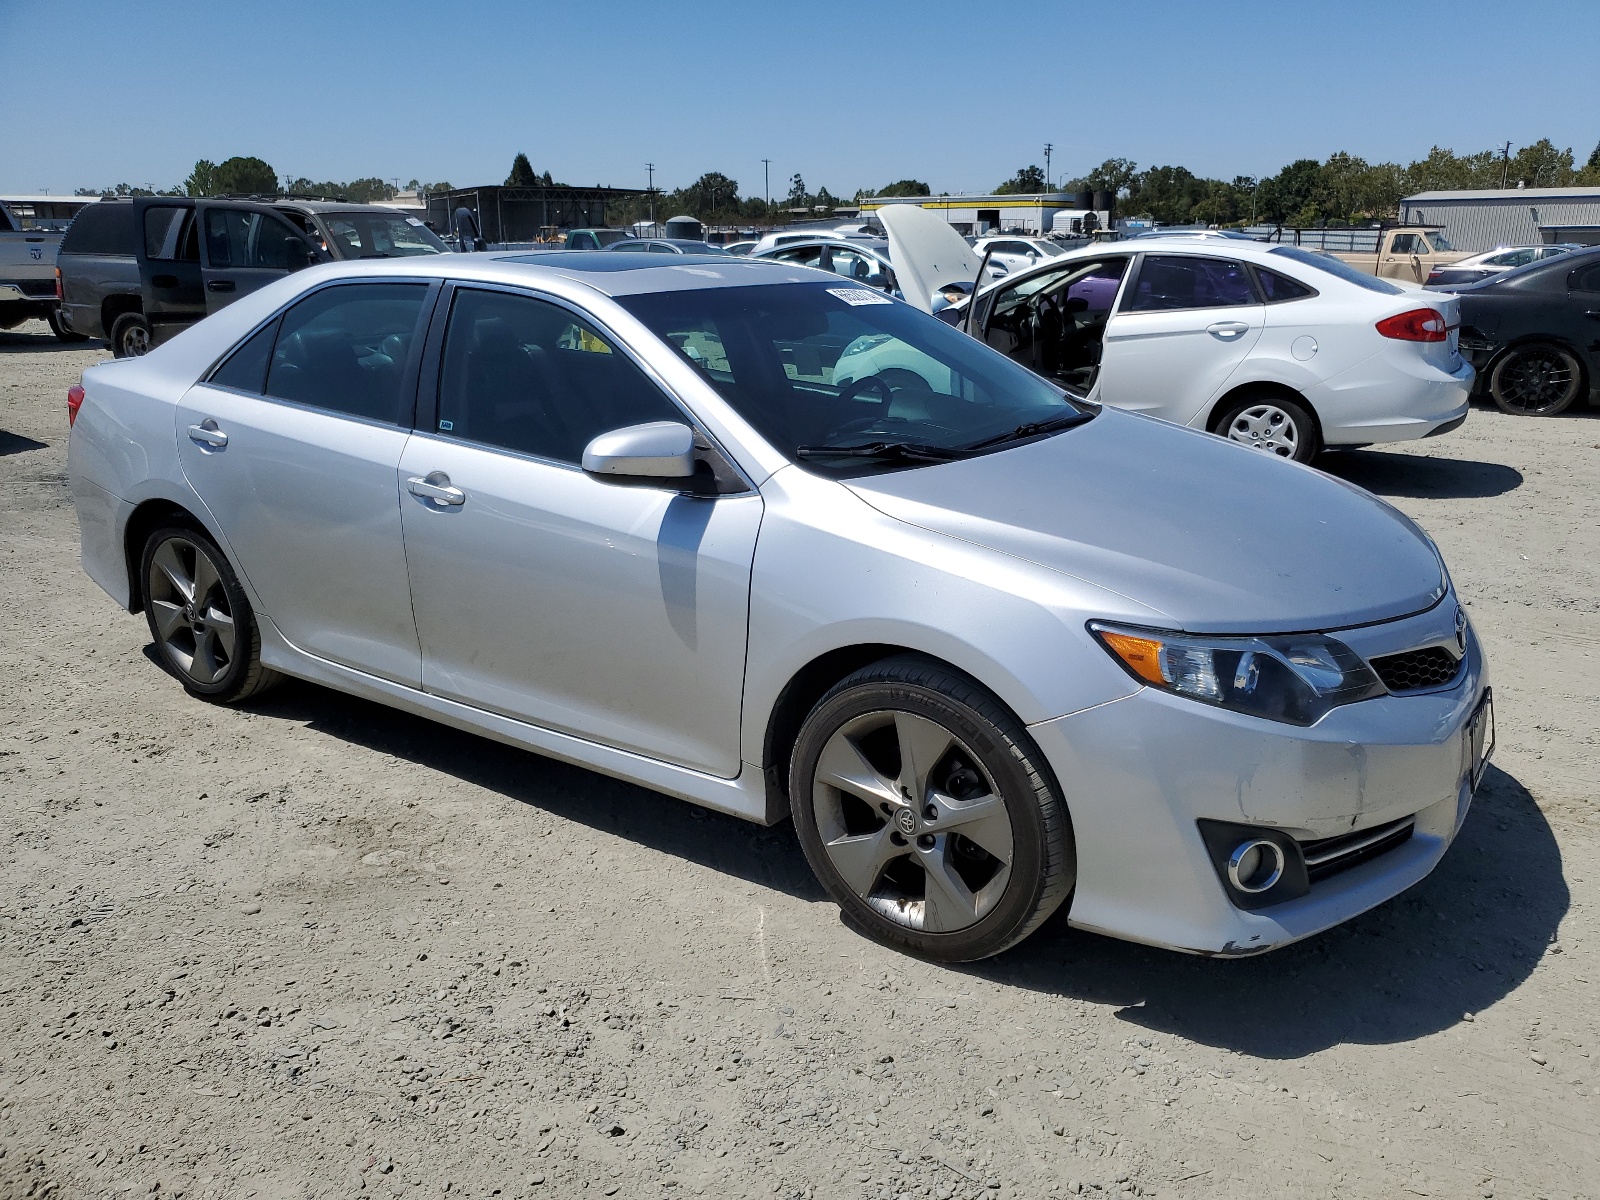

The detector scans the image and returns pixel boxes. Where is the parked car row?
[66,249,1494,964]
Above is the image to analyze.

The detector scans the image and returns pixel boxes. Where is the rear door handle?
[407,474,465,506]
[1206,321,1251,340]
[187,421,228,449]
[1585,310,1600,320]
[207,279,236,293]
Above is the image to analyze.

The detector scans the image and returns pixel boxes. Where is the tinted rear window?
[60,203,140,256]
[1267,245,1404,294]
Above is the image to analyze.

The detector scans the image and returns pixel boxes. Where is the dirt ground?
[1,317,1596,1200]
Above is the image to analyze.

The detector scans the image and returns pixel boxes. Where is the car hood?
[844,409,1446,634]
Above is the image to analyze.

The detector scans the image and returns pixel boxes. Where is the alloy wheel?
[1493,347,1580,416]
[1226,403,1300,457]
[811,709,1014,933]
[121,324,150,357]
[146,536,237,685]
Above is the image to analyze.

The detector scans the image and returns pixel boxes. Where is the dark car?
[1456,247,1600,416]
[564,228,635,250]
[57,197,447,357]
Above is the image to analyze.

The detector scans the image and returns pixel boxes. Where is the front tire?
[110,312,152,358]
[789,656,1074,962]
[1489,343,1582,416]
[140,525,280,703]
[1213,393,1320,462]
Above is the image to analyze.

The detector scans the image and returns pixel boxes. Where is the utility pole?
[646,163,656,227]
[762,158,771,220]
[1043,143,1053,192]
[1499,142,1513,189]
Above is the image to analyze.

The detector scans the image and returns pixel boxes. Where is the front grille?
[1299,817,1414,883]
[1371,645,1461,692]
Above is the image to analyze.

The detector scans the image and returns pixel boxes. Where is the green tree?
[343,177,397,204]
[1124,165,1210,224]
[506,152,537,187]
[1257,158,1327,225]
[1578,141,1600,186]
[786,173,808,207]
[185,160,220,197]
[994,165,1046,195]
[870,179,930,198]
[211,156,279,196]
[1510,138,1575,188]
[1086,158,1138,198]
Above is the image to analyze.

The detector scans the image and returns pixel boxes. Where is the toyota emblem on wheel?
[895,808,919,835]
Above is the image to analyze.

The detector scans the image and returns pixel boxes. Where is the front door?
[137,202,204,338]
[175,280,434,684]
[398,284,762,777]
[198,203,312,313]
[1097,254,1265,425]
[1382,231,1428,282]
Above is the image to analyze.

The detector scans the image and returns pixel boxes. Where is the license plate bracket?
[1466,688,1495,791]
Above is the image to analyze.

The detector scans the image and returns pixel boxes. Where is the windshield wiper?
[960,412,1091,452]
[795,440,970,463]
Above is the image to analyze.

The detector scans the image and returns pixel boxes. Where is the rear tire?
[1489,343,1582,416]
[1212,393,1320,463]
[789,655,1074,962]
[140,524,280,704]
[47,309,89,343]
[110,312,151,358]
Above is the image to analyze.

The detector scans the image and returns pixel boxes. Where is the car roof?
[280,251,817,297]
[275,200,413,215]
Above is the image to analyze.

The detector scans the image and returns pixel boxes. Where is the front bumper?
[1031,604,1487,955]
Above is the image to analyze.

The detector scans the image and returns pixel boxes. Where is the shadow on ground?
[243,676,1565,1059]
[0,324,96,354]
[1319,448,1523,499]
[0,431,49,456]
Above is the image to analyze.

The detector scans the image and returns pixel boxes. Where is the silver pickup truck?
[0,200,84,340]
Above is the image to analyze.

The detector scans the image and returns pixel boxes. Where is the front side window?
[772,245,824,267]
[205,209,307,270]
[609,241,650,253]
[436,288,684,465]
[1572,262,1600,293]
[648,243,679,255]
[1487,249,1537,268]
[1123,256,1257,312]
[618,282,1091,476]
[821,245,888,285]
[265,283,428,423]
[1390,233,1424,255]
[321,213,447,258]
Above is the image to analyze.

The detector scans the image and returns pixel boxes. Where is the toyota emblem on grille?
[1454,605,1467,653]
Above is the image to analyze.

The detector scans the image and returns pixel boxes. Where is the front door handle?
[1206,321,1250,341]
[1584,310,1600,320]
[407,473,465,506]
[207,279,236,293]
[187,420,228,449]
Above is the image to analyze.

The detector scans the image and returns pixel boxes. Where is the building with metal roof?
[1400,187,1600,251]
[860,192,1109,237]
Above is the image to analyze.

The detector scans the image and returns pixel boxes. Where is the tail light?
[54,267,63,300]
[67,384,85,427]
[1425,269,1442,283]
[1376,308,1450,342]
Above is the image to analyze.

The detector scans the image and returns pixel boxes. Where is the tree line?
[75,156,452,203]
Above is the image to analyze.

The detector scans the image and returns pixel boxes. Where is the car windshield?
[594,229,632,246]
[321,213,447,258]
[1034,241,1067,256]
[1267,245,1404,294]
[616,282,1091,475]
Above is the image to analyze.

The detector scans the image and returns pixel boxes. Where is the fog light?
[1227,839,1286,894]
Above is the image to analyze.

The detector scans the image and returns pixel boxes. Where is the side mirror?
[284,236,311,271]
[582,421,696,481]
[864,272,890,291]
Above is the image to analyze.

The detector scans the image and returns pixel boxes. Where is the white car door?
[1096,254,1265,424]
[396,285,762,778]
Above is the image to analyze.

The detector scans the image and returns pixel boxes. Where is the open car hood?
[878,203,986,314]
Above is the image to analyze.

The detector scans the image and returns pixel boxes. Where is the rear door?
[175,280,435,684]
[137,202,204,336]
[1096,254,1265,424]
[199,203,313,312]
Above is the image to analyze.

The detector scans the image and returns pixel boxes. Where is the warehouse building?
[1400,187,1600,252]
[860,191,1112,237]
[424,184,646,245]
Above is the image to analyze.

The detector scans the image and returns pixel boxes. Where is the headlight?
[1090,622,1385,726]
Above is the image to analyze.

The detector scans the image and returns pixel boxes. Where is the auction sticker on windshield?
[827,287,892,306]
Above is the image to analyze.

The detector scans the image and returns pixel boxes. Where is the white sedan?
[868,214,1474,463]
[969,235,1068,275]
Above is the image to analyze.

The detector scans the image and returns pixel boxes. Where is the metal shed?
[1400,187,1600,253]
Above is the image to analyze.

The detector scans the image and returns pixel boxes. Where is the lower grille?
[1300,817,1414,883]
[1371,645,1461,692]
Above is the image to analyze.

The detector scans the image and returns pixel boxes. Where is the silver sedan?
[66,251,1492,961]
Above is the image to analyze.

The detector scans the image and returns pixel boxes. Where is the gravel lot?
[2,318,1596,1200]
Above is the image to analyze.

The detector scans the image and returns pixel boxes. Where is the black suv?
[57,197,449,356]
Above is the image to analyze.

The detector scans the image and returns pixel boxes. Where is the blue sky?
[4,0,1597,197]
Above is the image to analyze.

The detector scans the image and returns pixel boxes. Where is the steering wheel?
[837,373,894,409]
